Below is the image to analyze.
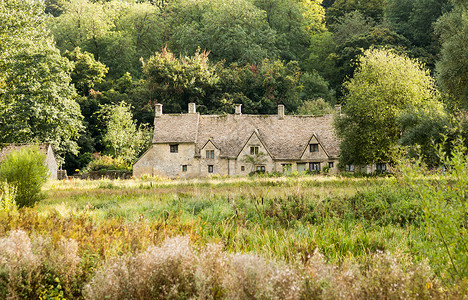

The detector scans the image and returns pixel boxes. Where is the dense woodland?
[0,0,467,173]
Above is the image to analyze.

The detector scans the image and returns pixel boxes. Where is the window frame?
[310,143,319,153]
[250,146,259,155]
[255,165,266,173]
[328,162,334,169]
[208,165,214,173]
[309,162,321,171]
[170,144,179,153]
[206,150,214,159]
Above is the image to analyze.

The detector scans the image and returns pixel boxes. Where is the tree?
[100,101,150,164]
[0,0,83,162]
[335,48,442,165]
[64,47,108,96]
[435,2,468,109]
[143,47,220,113]
[0,146,48,208]
[169,0,278,65]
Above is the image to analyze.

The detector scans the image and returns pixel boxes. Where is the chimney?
[235,104,242,115]
[188,103,196,114]
[334,105,341,115]
[278,104,285,120]
[155,103,163,117]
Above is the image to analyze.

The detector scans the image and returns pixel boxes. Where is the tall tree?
[335,48,443,165]
[435,1,468,109]
[0,0,83,162]
[169,0,278,65]
[143,47,220,113]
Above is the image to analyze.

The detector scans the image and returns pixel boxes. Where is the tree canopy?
[336,48,443,165]
[0,0,83,162]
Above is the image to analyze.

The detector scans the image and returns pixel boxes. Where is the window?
[250,146,259,155]
[256,165,266,172]
[241,166,245,172]
[206,150,214,159]
[328,162,334,169]
[310,144,319,152]
[309,162,320,171]
[376,163,386,171]
[208,165,214,173]
[170,144,178,153]
[282,163,292,173]
[345,164,355,172]
[182,165,187,172]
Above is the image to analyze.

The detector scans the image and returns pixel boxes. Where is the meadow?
[0,174,466,299]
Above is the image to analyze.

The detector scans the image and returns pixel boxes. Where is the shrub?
[0,182,17,213]
[83,153,130,173]
[0,146,48,207]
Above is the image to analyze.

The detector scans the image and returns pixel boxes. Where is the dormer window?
[250,146,259,155]
[170,144,178,153]
[310,143,319,152]
[206,150,214,159]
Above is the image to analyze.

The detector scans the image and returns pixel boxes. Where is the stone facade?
[0,144,58,180]
[133,104,341,178]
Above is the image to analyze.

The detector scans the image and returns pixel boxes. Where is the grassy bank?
[0,175,465,299]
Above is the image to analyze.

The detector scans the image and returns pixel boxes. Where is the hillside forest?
[1,0,467,173]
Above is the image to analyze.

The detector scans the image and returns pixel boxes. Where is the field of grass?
[0,174,466,299]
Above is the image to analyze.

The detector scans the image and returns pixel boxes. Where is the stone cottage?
[0,144,58,180]
[133,103,340,178]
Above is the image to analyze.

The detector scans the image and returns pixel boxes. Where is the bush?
[0,146,48,207]
[83,154,130,173]
[0,182,17,213]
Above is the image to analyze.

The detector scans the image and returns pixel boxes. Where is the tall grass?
[0,174,464,298]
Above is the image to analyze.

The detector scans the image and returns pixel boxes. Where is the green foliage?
[0,146,48,208]
[100,101,151,164]
[297,98,333,115]
[336,48,442,165]
[220,59,303,114]
[398,107,452,167]
[0,182,17,213]
[64,47,108,96]
[326,0,386,25]
[143,47,220,113]
[169,0,278,65]
[83,154,130,173]
[398,137,468,282]
[435,3,468,109]
[0,0,84,162]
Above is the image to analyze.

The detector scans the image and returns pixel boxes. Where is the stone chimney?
[188,103,196,114]
[235,104,242,115]
[278,104,285,120]
[334,105,341,115]
[155,103,163,117]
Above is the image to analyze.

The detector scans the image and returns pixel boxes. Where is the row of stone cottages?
[133,103,387,178]
[0,104,385,180]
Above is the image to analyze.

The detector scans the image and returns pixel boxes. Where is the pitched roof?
[152,114,199,144]
[153,113,340,160]
[0,144,51,162]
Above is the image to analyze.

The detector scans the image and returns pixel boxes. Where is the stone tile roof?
[152,114,199,144]
[153,113,340,160]
[0,144,50,162]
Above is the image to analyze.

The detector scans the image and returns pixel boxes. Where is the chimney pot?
[235,104,242,115]
[278,104,285,120]
[188,103,196,114]
[155,103,163,117]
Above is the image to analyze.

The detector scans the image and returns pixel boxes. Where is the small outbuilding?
[0,144,58,180]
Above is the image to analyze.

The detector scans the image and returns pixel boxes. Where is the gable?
[300,134,330,160]
[236,130,273,160]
